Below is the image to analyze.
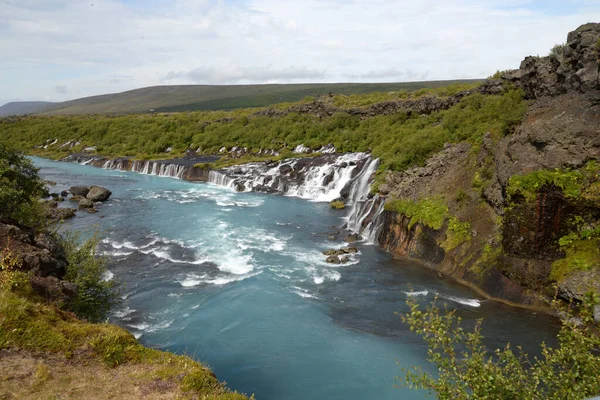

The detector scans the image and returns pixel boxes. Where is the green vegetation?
[0,143,48,227]
[0,287,249,398]
[442,217,472,251]
[384,197,449,230]
[330,200,345,209]
[35,81,480,115]
[0,89,527,181]
[469,243,501,277]
[400,296,600,400]
[507,168,584,202]
[549,43,567,59]
[330,82,479,108]
[59,231,120,322]
[552,239,600,281]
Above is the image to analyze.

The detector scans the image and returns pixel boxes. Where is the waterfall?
[345,158,379,231]
[103,159,187,179]
[208,170,237,189]
[207,153,373,203]
[361,198,386,244]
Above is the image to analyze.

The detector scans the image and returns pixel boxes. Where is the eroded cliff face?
[376,23,600,310]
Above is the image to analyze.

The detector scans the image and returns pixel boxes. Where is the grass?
[0,287,250,399]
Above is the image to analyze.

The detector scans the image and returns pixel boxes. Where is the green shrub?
[0,144,48,226]
[399,296,600,400]
[59,231,120,322]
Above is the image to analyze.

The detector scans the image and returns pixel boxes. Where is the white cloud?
[1,0,599,105]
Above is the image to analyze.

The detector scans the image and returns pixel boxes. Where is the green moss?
[507,168,584,202]
[469,244,501,277]
[330,200,345,209]
[551,239,600,281]
[0,288,249,398]
[442,217,472,251]
[384,197,448,230]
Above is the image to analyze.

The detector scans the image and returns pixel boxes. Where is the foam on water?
[441,295,482,308]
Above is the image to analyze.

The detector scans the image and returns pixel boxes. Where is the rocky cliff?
[375,23,600,315]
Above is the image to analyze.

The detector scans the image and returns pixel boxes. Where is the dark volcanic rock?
[0,221,68,278]
[70,186,90,197]
[86,186,112,202]
[29,275,78,303]
[325,255,341,264]
[43,202,76,221]
[344,233,361,243]
[503,23,600,98]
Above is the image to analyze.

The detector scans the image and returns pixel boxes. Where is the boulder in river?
[78,198,94,209]
[344,233,362,243]
[43,202,76,220]
[340,246,358,254]
[70,186,90,197]
[325,255,341,264]
[86,186,112,202]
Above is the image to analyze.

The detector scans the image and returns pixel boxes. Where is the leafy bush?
[0,144,48,225]
[59,231,120,322]
[400,295,600,400]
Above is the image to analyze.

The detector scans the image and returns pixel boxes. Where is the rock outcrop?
[0,220,68,278]
[503,23,600,98]
[372,23,600,309]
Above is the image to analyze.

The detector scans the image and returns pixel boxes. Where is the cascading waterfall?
[101,159,187,179]
[360,196,386,244]
[345,158,380,232]
[208,170,237,189]
[207,153,373,203]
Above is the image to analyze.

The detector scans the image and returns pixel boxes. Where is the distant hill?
[32,81,481,115]
[0,101,54,117]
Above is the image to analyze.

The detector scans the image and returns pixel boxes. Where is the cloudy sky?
[1,0,599,105]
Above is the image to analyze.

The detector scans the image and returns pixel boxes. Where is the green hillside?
[36,80,480,115]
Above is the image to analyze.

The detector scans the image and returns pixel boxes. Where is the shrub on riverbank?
[400,296,600,400]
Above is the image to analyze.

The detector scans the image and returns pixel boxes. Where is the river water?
[34,157,560,400]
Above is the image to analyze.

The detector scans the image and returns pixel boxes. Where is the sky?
[1,0,599,106]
